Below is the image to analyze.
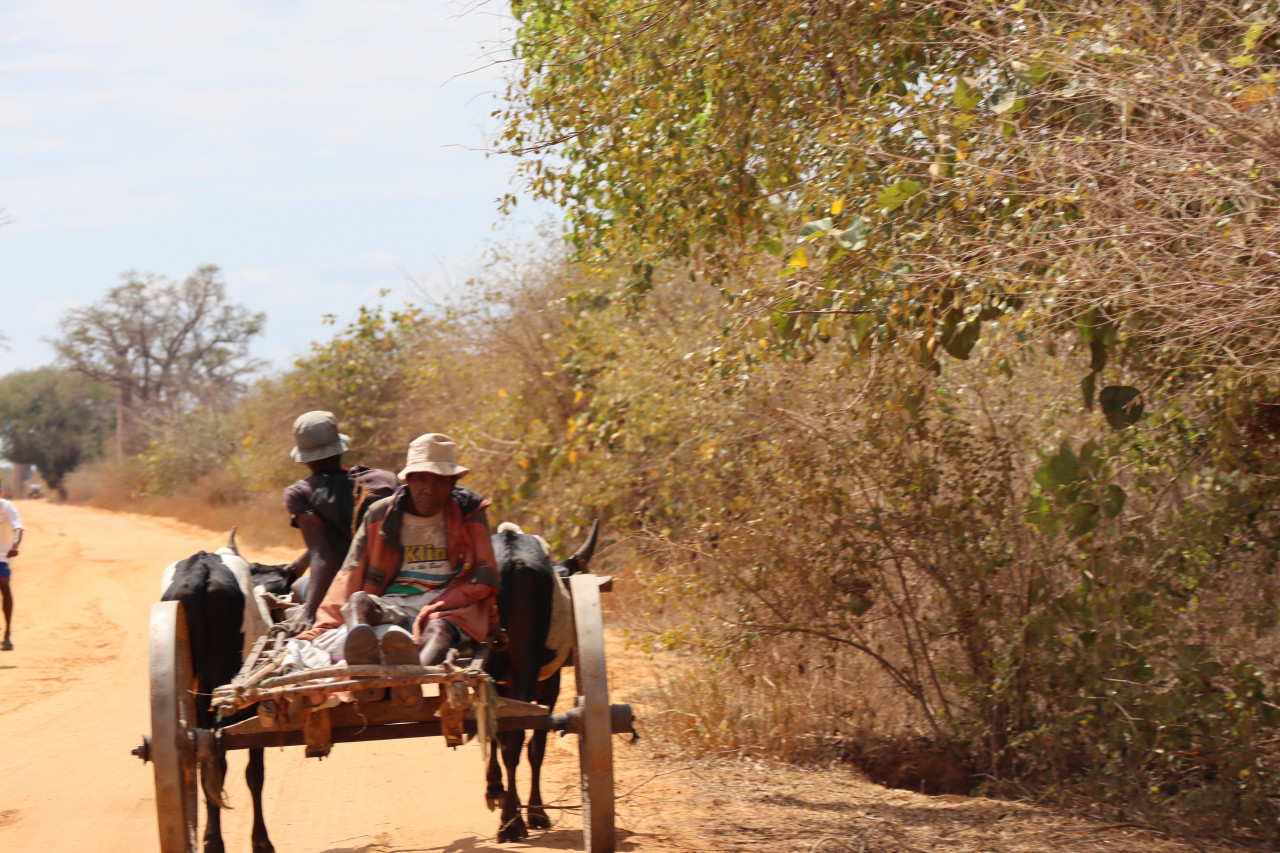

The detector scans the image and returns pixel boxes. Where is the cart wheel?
[569,574,616,853]
[149,600,199,853]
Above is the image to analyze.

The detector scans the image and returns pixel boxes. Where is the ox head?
[554,519,599,578]
[222,526,309,598]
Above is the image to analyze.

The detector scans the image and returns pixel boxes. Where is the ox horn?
[566,519,600,574]
[226,526,242,557]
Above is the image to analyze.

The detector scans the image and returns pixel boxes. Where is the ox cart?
[134,574,631,853]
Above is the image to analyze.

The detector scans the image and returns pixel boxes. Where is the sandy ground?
[0,501,668,853]
[0,501,1263,853]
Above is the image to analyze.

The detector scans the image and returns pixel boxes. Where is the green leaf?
[991,88,1023,115]
[942,319,981,360]
[834,217,870,250]
[1089,339,1107,372]
[1076,307,1098,344]
[877,180,921,214]
[799,218,834,241]
[1069,502,1100,536]
[1104,484,1126,518]
[1099,385,1143,429]
[953,76,981,110]
[756,234,784,257]
[1035,441,1081,489]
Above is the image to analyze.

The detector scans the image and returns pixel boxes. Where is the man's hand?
[282,613,316,637]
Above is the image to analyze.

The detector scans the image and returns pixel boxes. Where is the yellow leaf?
[830,198,844,215]
[518,458,529,469]
[498,388,508,398]
[568,450,579,465]
[574,389,584,404]
[1235,83,1276,110]
[788,247,809,267]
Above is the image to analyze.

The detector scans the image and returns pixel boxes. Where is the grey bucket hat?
[398,433,470,480]
[290,411,350,463]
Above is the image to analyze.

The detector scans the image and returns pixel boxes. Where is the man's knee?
[421,619,458,641]
[341,591,380,624]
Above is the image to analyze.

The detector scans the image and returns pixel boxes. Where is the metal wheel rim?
[149,600,199,853]
[569,574,616,853]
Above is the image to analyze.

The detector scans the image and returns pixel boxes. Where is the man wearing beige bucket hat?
[297,433,500,669]
[283,411,398,634]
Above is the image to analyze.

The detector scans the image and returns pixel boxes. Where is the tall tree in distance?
[53,265,266,458]
[0,367,113,498]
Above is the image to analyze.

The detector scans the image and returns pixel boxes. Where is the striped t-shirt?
[385,510,457,595]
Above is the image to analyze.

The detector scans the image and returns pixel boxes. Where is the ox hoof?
[498,815,529,842]
[485,783,505,812]
[527,808,552,830]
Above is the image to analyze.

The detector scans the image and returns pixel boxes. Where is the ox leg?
[202,753,227,853]
[525,729,552,830]
[497,731,529,842]
[525,670,560,830]
[247,747,274,853]
[486,739,505,808]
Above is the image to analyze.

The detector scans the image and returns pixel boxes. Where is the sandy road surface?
[1,502,1250,853]
[0,501,673,853]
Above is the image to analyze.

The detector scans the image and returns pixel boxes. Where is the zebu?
[485,519,599,842]
[153,531,303,853]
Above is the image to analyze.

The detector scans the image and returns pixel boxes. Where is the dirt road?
[0,501,1251,853]
[0,501,662,853]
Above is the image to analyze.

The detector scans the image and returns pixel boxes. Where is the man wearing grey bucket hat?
[297,433,500,670]
[283,411,398,634]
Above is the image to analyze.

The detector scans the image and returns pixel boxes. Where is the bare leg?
[418,619,460,666]
[341,590,383,630]
[1,576,12,646]
[341,591,384,667]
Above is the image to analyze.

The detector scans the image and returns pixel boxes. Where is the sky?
[0,0,546,377]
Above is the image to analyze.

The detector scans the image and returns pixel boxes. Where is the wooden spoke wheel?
[569,574,616,853]
[148,600,199,853]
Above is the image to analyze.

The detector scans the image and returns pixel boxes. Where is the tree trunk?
[116,384,133,459]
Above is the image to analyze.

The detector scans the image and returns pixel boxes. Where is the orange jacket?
[297,487,499,644]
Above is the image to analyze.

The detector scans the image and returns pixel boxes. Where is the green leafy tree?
[53,265,266,458]
[0,367,114,496]
[502,0,1280,388]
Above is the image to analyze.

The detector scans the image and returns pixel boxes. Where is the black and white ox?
[158,531,303,853]
[485,519,599,843]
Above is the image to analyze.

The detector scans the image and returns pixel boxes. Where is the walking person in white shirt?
[0,496,25,650]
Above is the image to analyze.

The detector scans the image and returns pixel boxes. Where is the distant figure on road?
[26,483,43,500]
[0,496,26,651]
[282,411,397,635]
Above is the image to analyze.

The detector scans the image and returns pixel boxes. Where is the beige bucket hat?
[399,433,470,480]
[289,411,351,463]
